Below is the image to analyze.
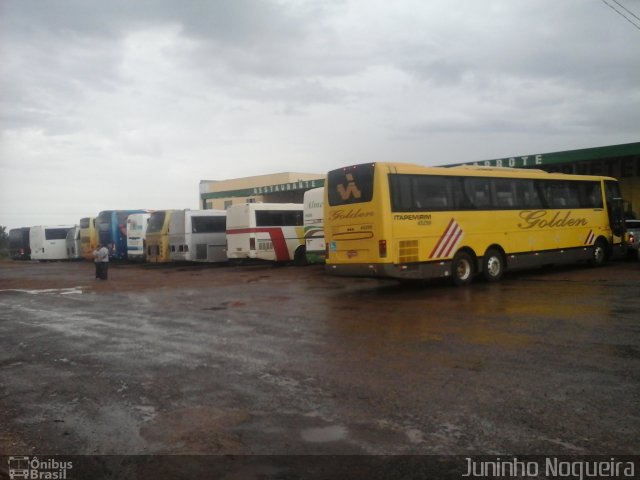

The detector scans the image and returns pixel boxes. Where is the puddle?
[0,287,84,295]
[300,425,348,443]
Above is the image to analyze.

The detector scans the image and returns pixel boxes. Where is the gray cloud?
[1,0,639,229]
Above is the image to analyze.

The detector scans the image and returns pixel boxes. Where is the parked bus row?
[8,188,326,266]
[9,161,634,285]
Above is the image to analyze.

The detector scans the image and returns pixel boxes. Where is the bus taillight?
[379,239,387,258]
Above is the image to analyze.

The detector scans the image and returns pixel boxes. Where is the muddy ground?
[0,259,638,477]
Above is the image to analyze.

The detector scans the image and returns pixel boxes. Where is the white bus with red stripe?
[226,203,305,264]
[324,162,626,285]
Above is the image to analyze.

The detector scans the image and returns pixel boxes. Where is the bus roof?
[335,162,618,182]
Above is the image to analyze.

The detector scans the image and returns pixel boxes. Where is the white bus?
[30,225,75,260]
[65,225,81,259]
[169,209,227,263]
[226,203,305,264]
[303,187,325,264]
[126,212,151,261]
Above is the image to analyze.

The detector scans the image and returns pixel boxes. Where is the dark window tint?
[463,178,492,209]
[80,217,91,228]
[9,229,29,248]
[390,175,461,211]
[45,228,71,240]
[538,180,602,209]
[116,212,130,225]
[389,174,603,211]
[147,212,167,233]
[514,180,544,208]
[604,180,621,202]
[97,211,113,231]
[493,179,516,208]
[327,164,375,206]
[578,182,603,208]
[191,215,226,233]
[255,210,303,226]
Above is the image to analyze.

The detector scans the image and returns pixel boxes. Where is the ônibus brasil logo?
[8,456,73,479]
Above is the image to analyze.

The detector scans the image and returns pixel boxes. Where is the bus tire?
[590,239,608,267]
[294,246,308,266]
[451,251,475,286]
[482,248,505,282]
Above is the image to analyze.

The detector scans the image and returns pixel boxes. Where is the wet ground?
[0,259,639,470]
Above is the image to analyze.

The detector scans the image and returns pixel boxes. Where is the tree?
[0,226,9,258]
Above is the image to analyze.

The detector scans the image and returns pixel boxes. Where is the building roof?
[450,141,640,168]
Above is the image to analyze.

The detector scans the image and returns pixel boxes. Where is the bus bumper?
[325,261,452,280]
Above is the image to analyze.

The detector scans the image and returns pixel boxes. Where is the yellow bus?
[79,217,98,261]
[324,162,626,285]
[146,209,180,263]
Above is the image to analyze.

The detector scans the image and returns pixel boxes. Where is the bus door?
[605,180,626,257]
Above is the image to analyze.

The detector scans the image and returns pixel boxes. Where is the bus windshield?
[45,228,71,240]
[147,212,167,234]
[327,163,375,206]
[97,212,112,232]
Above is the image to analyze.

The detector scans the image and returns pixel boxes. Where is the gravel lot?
[0,259,638,477]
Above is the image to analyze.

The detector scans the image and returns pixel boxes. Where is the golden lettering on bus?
[329,208,374,221]
[336,173,362,200]
[518,210,588,229]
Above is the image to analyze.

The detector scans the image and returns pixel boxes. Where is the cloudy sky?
[1,0,639,230]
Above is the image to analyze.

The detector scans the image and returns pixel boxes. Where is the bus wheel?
[590,239,607,267]
[451,251,475,286]
[294,246,308,266]
[482,248,504,282]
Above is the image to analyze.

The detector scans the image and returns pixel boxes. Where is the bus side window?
[412,176,451,211]
[492,179,515,208]
[542,181,581,209]
[514,179,542,209]
[537,181,554,209]
[390,175,413,211]
[581,182,603,208]
[464,178,492,209]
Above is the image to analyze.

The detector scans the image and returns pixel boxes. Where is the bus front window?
[147,212,167,234]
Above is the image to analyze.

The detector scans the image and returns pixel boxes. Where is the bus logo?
[7,456,73,479]
[430,219,464,259]
[8,457,29,479]
[336,173,362,201]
